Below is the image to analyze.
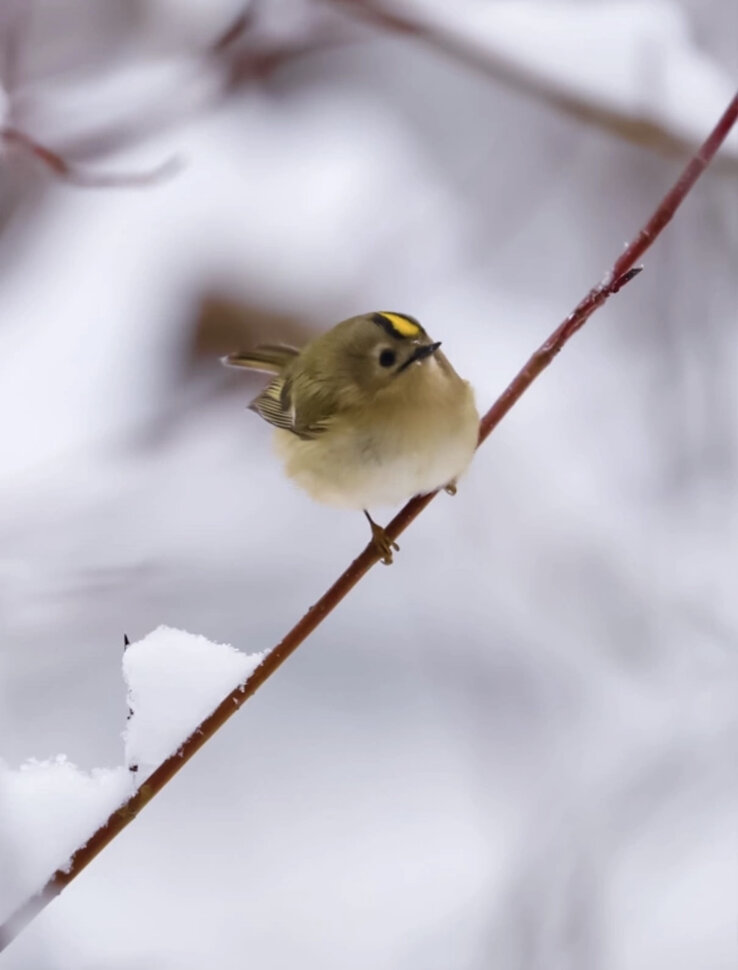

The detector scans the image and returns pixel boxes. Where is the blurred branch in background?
[0,5,250,184]
[0,1,357,223]
[22,3,352,168]
[326,0,738,171]
[0,125,181,187]
[187,293,315,368]
[1,86,735,956]
[1,0,735,204]
[131,294,316,449]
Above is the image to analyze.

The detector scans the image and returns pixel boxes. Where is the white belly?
[274,381,479,510]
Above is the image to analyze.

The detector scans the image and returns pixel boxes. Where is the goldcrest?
[224,312,479,563]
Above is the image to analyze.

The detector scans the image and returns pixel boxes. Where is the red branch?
[1,90,736,953]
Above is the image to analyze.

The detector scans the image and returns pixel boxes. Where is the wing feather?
[248,375,329,440]
[248,376,295,431]
[234,343,337,440]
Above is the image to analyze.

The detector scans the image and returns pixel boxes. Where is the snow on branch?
[0,627,264,940]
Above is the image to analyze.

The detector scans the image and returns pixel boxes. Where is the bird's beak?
[400,341,442,371]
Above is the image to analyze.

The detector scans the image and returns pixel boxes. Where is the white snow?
[123,625,265,776]
[0,758,131,919]
[0,627,264,925]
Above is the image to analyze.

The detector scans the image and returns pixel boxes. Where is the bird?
[223,311,479,563]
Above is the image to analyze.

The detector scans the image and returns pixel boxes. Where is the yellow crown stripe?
[378,312,422,338]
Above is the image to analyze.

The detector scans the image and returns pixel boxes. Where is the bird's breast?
[275,370,479,509]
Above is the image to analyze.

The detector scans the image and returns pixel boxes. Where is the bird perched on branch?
[223,311,478,563]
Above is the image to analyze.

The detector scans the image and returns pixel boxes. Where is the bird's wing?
[248,375,295,431]
[249,373,333,440]
[222,344,300,375]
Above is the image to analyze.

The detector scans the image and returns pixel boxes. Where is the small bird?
[223,312,479,563]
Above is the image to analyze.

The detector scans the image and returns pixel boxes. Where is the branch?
[1,90,736,955]
[1,127,181,188]
[327,0,738,171]
[0,6,252,177]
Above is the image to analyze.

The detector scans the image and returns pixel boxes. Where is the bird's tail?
[221,344,300,374]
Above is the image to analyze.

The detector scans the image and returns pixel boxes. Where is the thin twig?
[1,90,736,954]
[211,6,254,54]
[32,20,348,166]
[1,127,181,188]
[328,0,738,171]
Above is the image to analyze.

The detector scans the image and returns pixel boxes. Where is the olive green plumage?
[224,312,479,562]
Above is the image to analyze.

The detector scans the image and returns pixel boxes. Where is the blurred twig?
[30,8,349,167]
[187,295,314,367]
[0,5,246,189]
[2,0,735,184]
[0,89,736,955]
[0,126,181,188]
[326,0,738,171]
[211,7,255,54]
[129,295,316,450]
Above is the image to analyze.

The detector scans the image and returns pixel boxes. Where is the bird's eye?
[379,349,396,368]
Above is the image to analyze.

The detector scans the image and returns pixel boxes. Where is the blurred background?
[1,0,737,967]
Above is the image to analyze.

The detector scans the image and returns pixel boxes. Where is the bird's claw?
[364,512,399,565]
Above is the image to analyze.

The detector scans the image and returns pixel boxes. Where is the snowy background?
[1,0,737,967]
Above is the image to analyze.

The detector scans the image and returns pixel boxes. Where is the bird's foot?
[444,480,457,496]
[364,511,399,565]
